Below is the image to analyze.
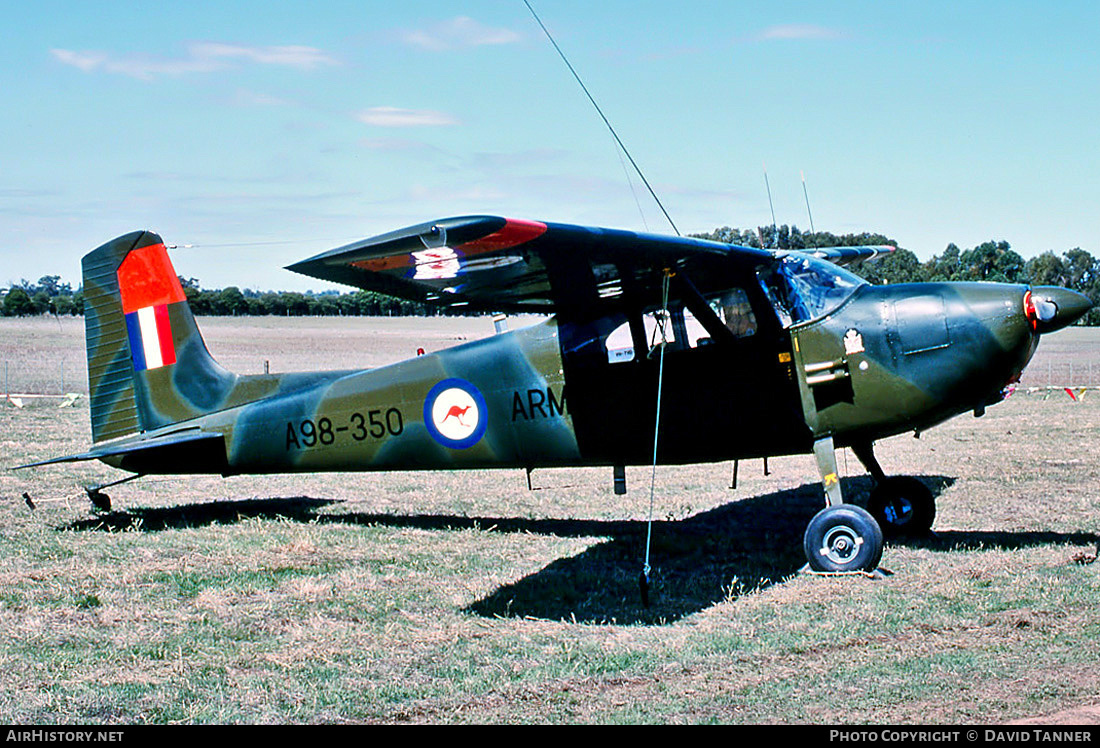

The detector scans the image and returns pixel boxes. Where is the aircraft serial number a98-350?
[17,215,1091,575]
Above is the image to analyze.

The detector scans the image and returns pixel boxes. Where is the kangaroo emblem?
[442,404,472,427]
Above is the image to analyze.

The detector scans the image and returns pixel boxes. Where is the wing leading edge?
[796,245,895,267]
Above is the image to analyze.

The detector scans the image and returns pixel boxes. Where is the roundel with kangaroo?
[423,378,488,449]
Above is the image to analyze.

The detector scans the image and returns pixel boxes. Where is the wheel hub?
[820,526,864,564]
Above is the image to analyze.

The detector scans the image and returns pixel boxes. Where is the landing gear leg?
[812,435,845,508]
[852,441,935,538]
[804,437,883,573]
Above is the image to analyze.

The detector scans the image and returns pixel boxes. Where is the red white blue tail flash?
[125,304,175,371]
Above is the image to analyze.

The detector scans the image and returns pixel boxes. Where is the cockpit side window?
[757,255,866,327]
[684,289,758,348]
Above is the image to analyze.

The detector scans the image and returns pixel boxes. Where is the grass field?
[1,316,1099,724]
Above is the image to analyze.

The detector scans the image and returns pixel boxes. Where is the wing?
[793,245,895,267]
[287,215,775,314]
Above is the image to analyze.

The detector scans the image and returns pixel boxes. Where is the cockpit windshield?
[757,254,867,327]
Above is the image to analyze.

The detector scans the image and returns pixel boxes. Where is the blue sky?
[2,1,1098,291]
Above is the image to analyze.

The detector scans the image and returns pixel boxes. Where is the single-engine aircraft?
[18,217,1091,573]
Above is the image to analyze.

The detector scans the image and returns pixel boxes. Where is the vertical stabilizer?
[82,232,237,442]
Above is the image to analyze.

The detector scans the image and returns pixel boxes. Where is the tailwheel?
[86,488,111,512]
[868,476,935,538]
[804,504,884,573]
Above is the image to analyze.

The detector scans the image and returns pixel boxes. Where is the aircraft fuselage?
[102,278,1081,478]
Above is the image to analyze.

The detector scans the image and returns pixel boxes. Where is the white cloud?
[189,42,338,69]
[50,42,338,80]
[50,49,108,72]
[754,24,845,41]
[355,107,459,127]
[401,16,521,51]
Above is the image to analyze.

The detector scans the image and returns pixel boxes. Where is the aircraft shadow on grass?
[60,474,1097,625]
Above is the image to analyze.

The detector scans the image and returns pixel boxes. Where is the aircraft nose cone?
[1029,286,1092,333]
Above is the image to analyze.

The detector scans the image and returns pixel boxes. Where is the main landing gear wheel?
[804,504,884,573]
[868,476,935,538]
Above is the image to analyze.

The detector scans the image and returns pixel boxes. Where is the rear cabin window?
[605,310,675,363]
[604,289,758,364]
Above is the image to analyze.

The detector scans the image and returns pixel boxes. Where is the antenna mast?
[763,161,778,248]
[801,170,817,246]
[522,0,680,236]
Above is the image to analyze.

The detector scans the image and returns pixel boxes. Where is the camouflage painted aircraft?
[18,216,1091,573]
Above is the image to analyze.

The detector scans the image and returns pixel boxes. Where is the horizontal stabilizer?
[14,429,225,472]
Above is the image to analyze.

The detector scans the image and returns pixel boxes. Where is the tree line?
[0,274,443,318]
[693,224,1100,325]
[4,225,1100,324]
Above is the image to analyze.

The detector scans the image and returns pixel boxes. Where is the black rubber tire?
[804,504,884,573]
[868,476,935,538]
[87,489,111,512]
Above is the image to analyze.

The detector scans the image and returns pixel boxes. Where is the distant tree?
[215,286,247,316]
[35,275,70,297]
[955,240,1025,283]
[1059,248,1100,325]
[308,295,338,316]
[1025,251,1068,287]
[1063,248,1098,290]
[245,297,267,315]
[859,248,924,285]
[282,292,310,316]
[30,291,51,315]
[186,288,214,315]
[691,226,748,245]
[924,244,963,282]
[260,292,288,316]
[2,288,34,316]
[51,295,77,316]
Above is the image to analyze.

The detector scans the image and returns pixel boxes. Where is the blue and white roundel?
[424,378,488,449]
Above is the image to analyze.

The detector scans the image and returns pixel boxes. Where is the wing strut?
[640,268,674,607]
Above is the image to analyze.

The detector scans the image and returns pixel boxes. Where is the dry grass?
[1,317,1099,724]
